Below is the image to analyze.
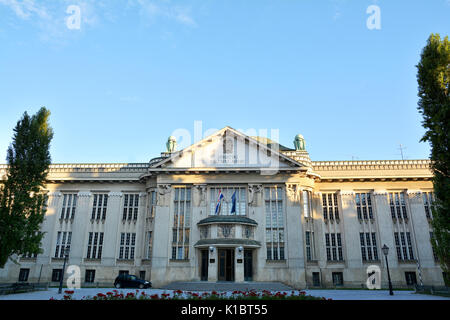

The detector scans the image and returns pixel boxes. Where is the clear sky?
[0,0,449,164]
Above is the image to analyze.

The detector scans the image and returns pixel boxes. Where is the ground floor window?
[405,272,417,286]
[51,269,63,282]
[18,268,30,282]
[313,272,320,287]
[332,272,344,286]
[85,270,96,283]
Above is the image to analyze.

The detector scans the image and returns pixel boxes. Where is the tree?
[416,33,450,285]
[0,107,53,268]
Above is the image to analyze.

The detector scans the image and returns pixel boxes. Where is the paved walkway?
[160,281,294,291]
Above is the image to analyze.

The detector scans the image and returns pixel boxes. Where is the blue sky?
[0,0,449,163]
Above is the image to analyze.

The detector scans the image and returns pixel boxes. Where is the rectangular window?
[119,232,136,260]
[265,186,284,260]
[423,192,434,219]
[86,232,104,259]
[52,269,63,282]
[18,268,30,282]
[92,194,108,220]
[210,187,246,215]
[430,232,438,261]
[322,192,339,220]
[123,194,139,221]
[405,272,417,286]
[85,270,96,283]
[394,232,414,260]
[303,190,312,218]
[325,233,343,261]
[389,192,408,220]
[146,231,153,259]
[305,231,315,261]
[355,193,373,220]
[172,187,191,260]
[60,194,77,220]
[149,190,157,219]
[360,232,379,261]
[332,272,344,286]
[54,231,71,258]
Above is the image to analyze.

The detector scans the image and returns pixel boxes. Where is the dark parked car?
[114,274,152,289]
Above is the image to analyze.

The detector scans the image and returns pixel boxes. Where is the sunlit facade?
[0,127,444,288]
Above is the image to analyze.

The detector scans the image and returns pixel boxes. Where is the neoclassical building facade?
[0,127,444,288]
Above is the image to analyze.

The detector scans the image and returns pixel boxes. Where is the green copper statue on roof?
[294,134,306,151]
[166,136,177,153]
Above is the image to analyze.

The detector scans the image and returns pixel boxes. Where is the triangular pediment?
[151,127,305,171]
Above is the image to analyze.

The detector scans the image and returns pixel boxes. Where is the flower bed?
[54,289,330,300]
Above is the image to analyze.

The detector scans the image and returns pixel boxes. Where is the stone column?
[192,184,207,281]
[248,184,264,281]
[70,191,92,265]
[373,190,398,286]
[150,185,172,287]
[235,246,244,282]
[340,191,362,268]
[208,247,217,282]
[102,192,122,267]
[285,183,306,287]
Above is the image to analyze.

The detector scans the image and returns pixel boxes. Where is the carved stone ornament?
[286,184,301,203]
[194,184,207,207]
[248,184,262,207]
[157,184,171,206]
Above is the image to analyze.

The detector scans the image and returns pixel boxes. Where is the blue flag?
[230,191,237,214]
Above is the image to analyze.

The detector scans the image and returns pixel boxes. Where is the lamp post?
[58,247,70,294]
[382,244,394,296]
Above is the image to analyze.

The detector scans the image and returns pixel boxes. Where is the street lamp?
[382,244,394,296]
[58,247,70,294]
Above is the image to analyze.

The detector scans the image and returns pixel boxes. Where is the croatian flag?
[215,190,224,215]
[230,191,237,215]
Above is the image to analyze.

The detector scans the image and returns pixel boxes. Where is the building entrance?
[218,249,234,281]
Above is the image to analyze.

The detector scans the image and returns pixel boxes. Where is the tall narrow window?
[86,232,104,259]
[119,232,136,260]
[325,233,343,261]
[172,187,191,260]
[389,192,408,220]
[322,192,339,220]
[430,232,438,261]
[359,232,379,261]
[149,190,157,219]
[355,193,373,221]
[146,231,153,259]
[92,194,108,220]
[54,231,72,258]
[61,194,77,220]
[123,194,139,221]
[303,190,312,218]
[305,231,315,261]
[394,232,414,260]
[265,186,284,260]
[423,192,434,219]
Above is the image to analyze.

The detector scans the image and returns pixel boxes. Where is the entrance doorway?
[200,250,208,281]
[218,249,235,281]
[244,249,253,281]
